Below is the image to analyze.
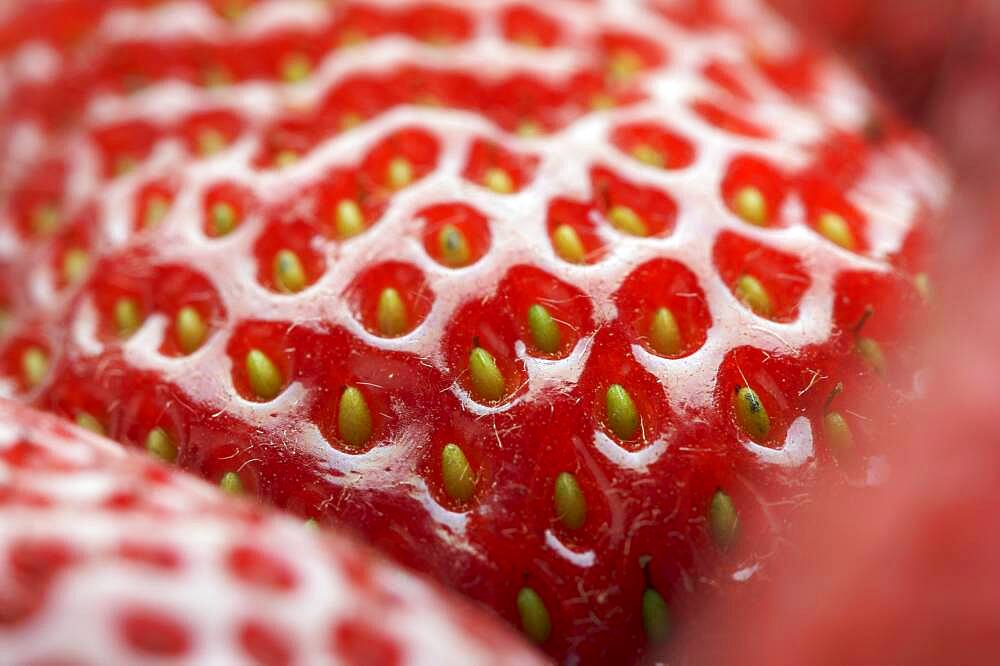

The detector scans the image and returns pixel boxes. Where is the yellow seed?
[335,199,366,238]
[734,274,773,318]
[31,203,61,236]
[0,308,9,336]
[114,298,143,338]
[245,349,283,401]
[175,306,208,354]
[438,224,472,268]
[210,202,238,236]
[709,489,739,550]
[62,248,90,285]
[914,272,932,303]
[512,32,541,48]
[527,304,561,354]
[145,427,177,463]
[483,167,515,194]
[114,155,137,177]
[304,517,318,529]
[608,49,643,82]
[642,588,672,644]
[608,204,649,237]
[631,143,665,168]
[280,52,311,83]
[272,249,308,294]
[590,93,616,110]
[856,337,887,376]
[441,443,475,503]
[734,386,770,441]
[817,211,856,250]
[144,195,170,228]
[732,186,768,226]
[516,119,542,138]
[338,386,373,450]
[553,472,586,530]
[75,412,105,436]
[340,112,364,130]
[823,411,855,461]
[606,384,639,441]
[21,347,49,388]
[551,224,586,264]
[202,65,231,88]
[649,307,682,356]
[516,587,551,644]
[274,150,300,169]
[219,0,248,21]
[387,157,414,189]
[468,347,505,403]
[376,288,409,337]
[197,128,226,156]
[219,471,243,495]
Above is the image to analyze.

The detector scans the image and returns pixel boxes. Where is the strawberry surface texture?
[0,0,948,662]
[0,398,544,666]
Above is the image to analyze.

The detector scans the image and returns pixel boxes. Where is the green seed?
[551,224,586,264]
[631,144,665,168]
[709,489,739,550]
[245,349,283,400]
[387,157,414,189]
[649,307,682,356]
[145,427,177,463]
[335,199,365,238]
[210,201,238,236]
[144,195,171,228]
[31,203,61,236]
[641,588,672,644]
[376,288,409,337]
[734,386,770,441]
[823,411,854,461]
[516,587,551,645]
[175,306,208,354]
[62,248,90,285]
[75,412,105,436]
[483,167,515,194]
[608,204,649,237]
[527,304,561,354]
[114,298,143,338]
[856,337,886,376]
[281,52,311,83]
[468,347,505,403]
[553,472,586,530]
[272,249,308,293]
[438,224,471,267]
[441,443,475,503]
[817,211,856,250]
[605,384,639,441]
[219,471,243,495]
[734,274,773,318]
[338,386,373,450]
[732,186,768,226]
[21,347,49,388]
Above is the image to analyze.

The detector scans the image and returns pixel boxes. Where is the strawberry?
[670,219,1000,666]
[0,398,544,666]
[0,0,946,662]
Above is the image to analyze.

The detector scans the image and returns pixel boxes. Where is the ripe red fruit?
[0,399,544,666]
[0,1,946,662]
[670,226,1000,666]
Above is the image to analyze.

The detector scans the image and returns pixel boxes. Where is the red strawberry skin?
[670,221,1000,666]
[0,398,545,666]
[0,1,945,662]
